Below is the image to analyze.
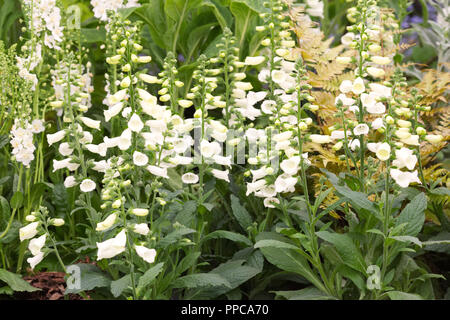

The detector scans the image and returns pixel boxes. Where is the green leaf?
[10,191,23,210]
[230,195,253,231]
[137,262,164,290]
[0,269,40,292]
[202,230,252,246]
[202,0,233,29]
[274,287,337,300]
[390,236,422,247]
[175,200,197,226]
[316,231,366,273]
[157,227,196,248]
[334,185,378,217]
[175,252,200,276]
[191,260,261,299]
[79,28,106,43]
[110,275,131,298]
[255,232,327,294]
[172,273,231,289]
[254,239,299,250]
[396,192,427,236]
[65,264,111,294]
[0,196,11,229]
[387,291,424,300]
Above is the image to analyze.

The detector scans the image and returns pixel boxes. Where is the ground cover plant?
[0,0,449,300]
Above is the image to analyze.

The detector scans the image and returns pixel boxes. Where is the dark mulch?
[14,271,84,300]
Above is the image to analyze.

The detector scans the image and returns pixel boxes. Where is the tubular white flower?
[245,56,266,65]
[211,169,230,182]
[96,213,117,232]
[339,80,353,93]
[47,130,66,146]
[280,156,301,175]
[352,77,365,95]
[367,67,385,78]
[147,165,169,178]
[27,252,44,270]
[135,245,156,263]
[133,151,149,166]
[182,172,199,184]
[128,114,144,132]
[264,197,280,208]
[96,229,127,260]
[28,234,46,256]
[64,175,77,188]
[133,223,150,236]
[390,169,421,188]
[375,142,391,161]
[310,134,332,144]
[80,179,96,192]
[392,148,417,170]
[80,117,101,130]
[353,124,369,136]
[19,222,39,242]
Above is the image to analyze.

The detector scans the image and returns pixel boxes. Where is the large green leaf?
[157,227,196,248]
[255,232,327,294]
[387,291,424,300]
[230,195,253,231]
[110,274,131,298]
[202,230,252,246]
[0,269,40,293]
[334,185,379,217]
[316,231,366,273]
[190,260,261,299]
[395,192,427,236]
[137,262,164,290]
[274,287,336,300]
[172,273,231,289]
[65,264,111,294]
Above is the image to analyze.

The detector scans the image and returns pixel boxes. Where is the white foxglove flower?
[47,130,66,146]
[392,148,417,170]
[58,142,74,156]
[80,117,101,130]
[118,129,132,150]
[367,67,385,78]
[335,94,355,106]
[264,197,280,208]
[366,102,385,114]
[213,155,232,167]
[341,32,355,46]
[372,118,384,130]
[211,169,230,182]
[246,179,267,196]
[131,208,149,217]
[425,134,443,144]
[368,83,391,98]
[96,229,127,260]
[19,222,39,242]
[96,213,117,232]
[200,140,221,158]
[133,151,149,166]
[28,234,46,256]
[339,80,353,93]
[245,56,265,65]
[353,124,369,136]
[80,179,96,192]
[182,173,199,184]
[350,139,360,151]
[390,169,421,188]
[401,135,420,146]
[375,142,391,161]
[371,56,391,65]
[108,89,127,105]
[147,165,169,178]
[274,174,297,193]
[133,223,150,236]
[135,245,156,263]
[30,119,45,133]
[280,156,301,175]
[128,114,144,132]
[310,134,332,144]
[27,252,44,270]
[352,77,365,95]
[104,102,124,121]
[52,219,65,227]
[80,131,93,144]
[64,175,77,188]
